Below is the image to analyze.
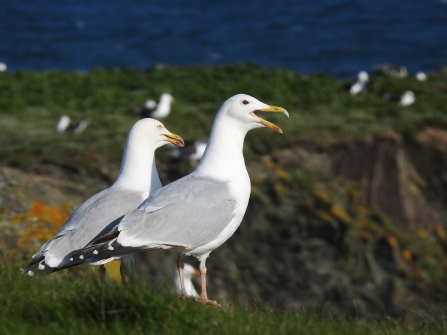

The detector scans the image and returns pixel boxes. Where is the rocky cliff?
[2,130,447,318]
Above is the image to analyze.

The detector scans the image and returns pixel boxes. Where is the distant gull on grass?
[374,64,408,78]
[169,139,208,164]
[383,90,415,107]
[174,263,200,298]
[0,62,7,73]
[133,93,174,119]
[399,90,415,106]
[415,72,427,81]
[72,94,289,305]
[24,118,184,281]
[56,115,89,134]
[349,71,369,96]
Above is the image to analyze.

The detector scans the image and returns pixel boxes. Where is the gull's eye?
[157,125,163,129]
[242,100,249,105]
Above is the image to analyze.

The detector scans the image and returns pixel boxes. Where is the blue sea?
[1,0,446,77]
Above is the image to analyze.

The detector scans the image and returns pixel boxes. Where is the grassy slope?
[0,65,446,175]
[0,261,445,335]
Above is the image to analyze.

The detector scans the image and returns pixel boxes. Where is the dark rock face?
[3,130,447,318]
[202,157,446,318]
[275,131,447,232]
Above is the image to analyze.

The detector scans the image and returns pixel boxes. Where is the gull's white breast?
[188,171,251,260]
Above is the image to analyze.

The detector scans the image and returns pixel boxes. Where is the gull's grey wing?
[117,174,236,250]
[28,187,144,269]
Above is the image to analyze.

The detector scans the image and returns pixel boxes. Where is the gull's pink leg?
[177,253,189,298]
[198,258,220,306]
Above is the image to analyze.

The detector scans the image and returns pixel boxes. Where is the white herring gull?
[24,118,184,278]
[174,263,200,298]
[73,94,288,305]
[133,93,174,119]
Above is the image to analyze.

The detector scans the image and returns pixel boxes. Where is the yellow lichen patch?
[359,231,372,242]
[262,156,295,184]
[407,183,421,196]
[313,189,332,204]
[13,200,71,252]
[250,185,261,197]
[386,235,398,247]
[0,206,8,215]
[402,249,413,262]
[435,224,447,241]
[356,205,369,216]
[274,182,285,199]
[331,206,352,224]
[414,228,429,239]
[319,212,333,222]
[275,168,294,184]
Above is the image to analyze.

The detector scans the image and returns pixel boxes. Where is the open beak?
[250,105,289,134]
[163,133,184,147]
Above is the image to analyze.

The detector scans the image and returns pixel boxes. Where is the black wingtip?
[23,256,58,276]
[72,238,154,263]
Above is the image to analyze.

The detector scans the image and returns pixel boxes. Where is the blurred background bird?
[168,139,208,165]
[132,93,174,119]
[348,71,369,96]
[173,264,200,298]
[56,115,89,134]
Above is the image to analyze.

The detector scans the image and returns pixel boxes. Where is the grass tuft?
[0,260,446,334]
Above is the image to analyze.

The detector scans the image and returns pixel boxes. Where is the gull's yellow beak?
[250,105,289,134]
[163,133,184,147]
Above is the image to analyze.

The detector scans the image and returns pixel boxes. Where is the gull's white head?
[358,71,369,83]
[160,93,174,104]
[57,115,70,133]
[217,94,289,134]
[173,264,200,297]
[130,118,184,149]
[150,93,174,119]
[183,263,200,278]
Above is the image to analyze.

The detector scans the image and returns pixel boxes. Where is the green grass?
[0,261,445,335]
[0,65,446,175]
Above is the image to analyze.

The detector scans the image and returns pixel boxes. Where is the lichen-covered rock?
[0,166,107,256]
[2,132,447,318]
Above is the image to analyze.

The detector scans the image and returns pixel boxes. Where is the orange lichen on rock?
[13,200,70,251]
[319,212,333,222]
[386,235,399,247]
[402,249,413,262]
